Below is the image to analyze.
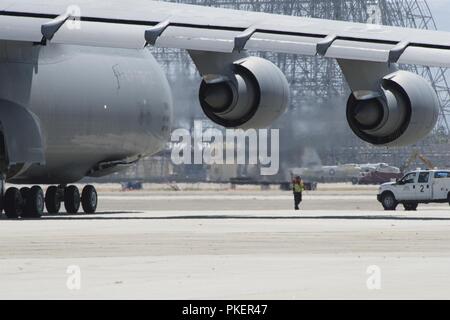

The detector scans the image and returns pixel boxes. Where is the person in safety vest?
[292,176,305,210]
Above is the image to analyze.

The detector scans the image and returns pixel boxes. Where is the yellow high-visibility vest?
[293,182,305,193]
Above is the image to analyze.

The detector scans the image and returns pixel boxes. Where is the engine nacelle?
[199,57,289,129]
[346,71,439,146]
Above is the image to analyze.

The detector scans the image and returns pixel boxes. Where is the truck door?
[416,171,432,201]
[397,172,417,200]
[432,171,450,200]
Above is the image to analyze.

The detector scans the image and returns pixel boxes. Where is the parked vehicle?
[121,181,143,191]
[358,171,403,185]
[377,170,450,211]
[290,164,362,183]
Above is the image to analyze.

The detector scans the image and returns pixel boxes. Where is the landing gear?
[22,186,44,218]
[4,186,44,218]
[20,187,30,200]
[1,184,98,218]
[4,187,23,219]
[45,186,61,214]
[64,185,81,214]
[47,185,98,214]
[81,185,97,214]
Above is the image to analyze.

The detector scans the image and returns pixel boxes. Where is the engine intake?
[199,57,289,129]
[346,71,439,146]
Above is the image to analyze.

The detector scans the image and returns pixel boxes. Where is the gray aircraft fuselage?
[0,41,173,184]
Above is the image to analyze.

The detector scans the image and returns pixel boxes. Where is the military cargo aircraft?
[0,0,447,218]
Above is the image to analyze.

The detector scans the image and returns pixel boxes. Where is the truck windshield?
[401,173,416,184]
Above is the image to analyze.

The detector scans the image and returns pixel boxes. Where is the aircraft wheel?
[20,187,30,198]
[22,186,44,218]
[81,185,97,214]
[45,186,61,214]
[19,187,30,212]
[64,185,80,214]
[4,187,23,219]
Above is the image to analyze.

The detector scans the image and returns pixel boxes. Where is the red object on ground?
[358,171,403,185]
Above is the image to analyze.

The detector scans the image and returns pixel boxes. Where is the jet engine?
[199,57,290,129]
[346,71,439,146]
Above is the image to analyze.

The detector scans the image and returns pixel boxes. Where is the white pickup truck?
[377,170,450,211]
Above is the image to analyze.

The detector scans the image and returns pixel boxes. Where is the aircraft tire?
[22,186,44,218]
[20,187,30,199]
[19,187,30,213]
[45,186,61,214]
[4,187,23,219]
[64,185,80,214]
[81,185,97,214]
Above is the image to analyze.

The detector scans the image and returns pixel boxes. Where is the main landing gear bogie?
[1,185,98,219]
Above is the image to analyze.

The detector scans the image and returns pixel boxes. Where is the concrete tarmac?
[1,185,450,299]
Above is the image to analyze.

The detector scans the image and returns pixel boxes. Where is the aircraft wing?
[1,0,450,67]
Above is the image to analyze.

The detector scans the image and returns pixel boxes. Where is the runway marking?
[99,195,376,201]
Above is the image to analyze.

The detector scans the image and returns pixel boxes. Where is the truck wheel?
[381,192,397,211]
[403,202,418,211]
